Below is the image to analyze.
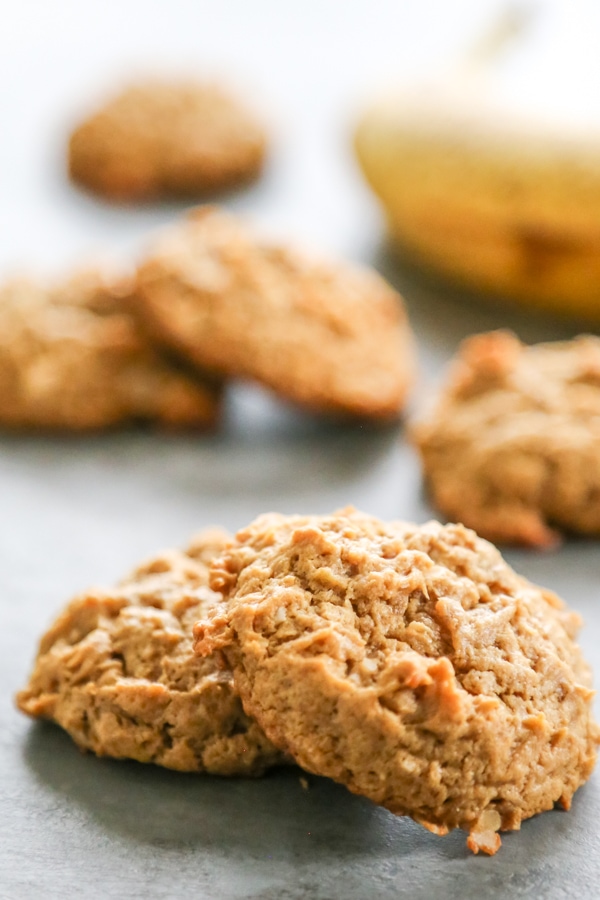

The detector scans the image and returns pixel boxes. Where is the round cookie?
[194,509,598,854]
[16,529,287,775]
[0,269,220,430]
[68,80,266,201]
[413,331,600,547]
[135,206,415,420]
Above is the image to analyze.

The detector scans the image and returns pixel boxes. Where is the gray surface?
[2,2,600,897]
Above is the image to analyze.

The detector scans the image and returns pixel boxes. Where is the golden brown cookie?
[0,269,220,430]
[413,331,600,547]
[135,206,415,419]
[194,508,598,854]
[69,81,266,201]
[16,529,287,775]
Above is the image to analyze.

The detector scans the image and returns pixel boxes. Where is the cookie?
[413,331,600,547]
[354,16,600,319]
[69,80,266,201]
[16,529,286,775]
[0,269,220,430]
[194,508,598,854]
[135,206,415,419]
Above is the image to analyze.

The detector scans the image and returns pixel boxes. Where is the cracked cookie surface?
[17,529,286,775]
[195,508,598,853]
[413,330,600,547]
[0,269,220,430]
[69,81,266,201]
[135,206,415,419]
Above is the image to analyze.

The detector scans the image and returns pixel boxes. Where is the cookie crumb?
[466,810,503,856]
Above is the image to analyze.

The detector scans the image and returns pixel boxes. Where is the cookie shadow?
[0,388,403,505]
[21,720,597,900]
[23,720,455,861]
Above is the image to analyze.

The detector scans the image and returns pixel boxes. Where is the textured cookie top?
[135,206,415,419]
[68,81,266,200]
[414,331,600,546]
[195,508,598,853]
[0,270,220,430]
[17,529,286,775]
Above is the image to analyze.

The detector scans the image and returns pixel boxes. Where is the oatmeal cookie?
[0,269,220,430]
[195,509,598,853]
[135,206,415,419]
[413,331,600,547]
[69,81,266,201]
[16,529,286,775]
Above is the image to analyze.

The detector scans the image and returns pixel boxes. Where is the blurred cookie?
[0,269,220,430]
[135,206,415,419]
[413,331,600,547]
[17,529,287,775]
[195,508,598,854]
[69,80,266,201]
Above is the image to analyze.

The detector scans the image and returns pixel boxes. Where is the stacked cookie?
[11,68,600,866]
[17,508,599,856]
[2,76,413,431]
[0,207,415,430]
[17,528,286,776]
[134,206,414,420]
[0,269,220,431]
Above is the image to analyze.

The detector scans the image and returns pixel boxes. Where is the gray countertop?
[2,2,600,897]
